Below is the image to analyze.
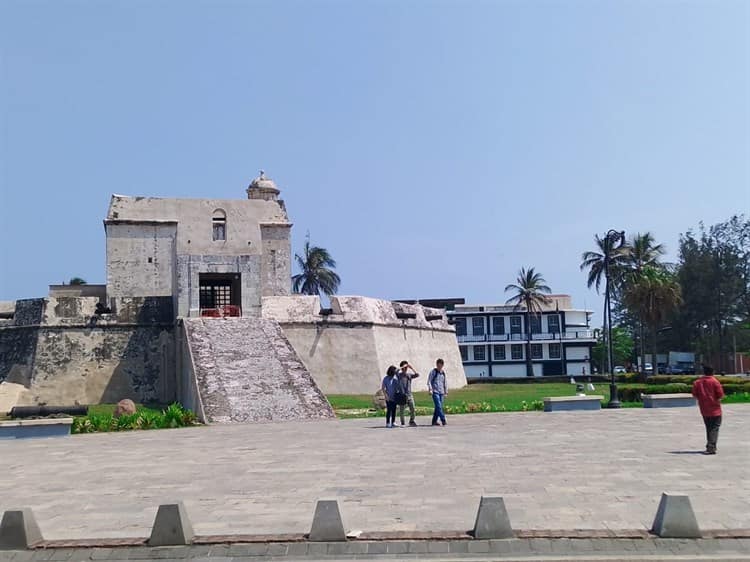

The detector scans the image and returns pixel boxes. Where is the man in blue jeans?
[427,358,448,426]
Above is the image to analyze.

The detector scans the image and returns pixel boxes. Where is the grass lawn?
[327,382,640,418]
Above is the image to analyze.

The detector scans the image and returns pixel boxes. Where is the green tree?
[291,236,341,297]
[591,326,634,373]
[580,232,628,372]
[505,267,552,377]
[621,232,667,375]
[674,215,749,371]
[68,277,87,285]
[622,266,682,375]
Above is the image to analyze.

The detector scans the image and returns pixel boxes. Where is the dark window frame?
[511,344,523,360]
[473,345,486,361]
[493,344,506,361]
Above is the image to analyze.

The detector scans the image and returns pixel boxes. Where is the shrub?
[71,403,198,434]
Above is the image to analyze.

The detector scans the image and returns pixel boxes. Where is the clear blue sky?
[2,0,749,322]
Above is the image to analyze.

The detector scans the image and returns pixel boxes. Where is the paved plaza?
[1,406,748,541]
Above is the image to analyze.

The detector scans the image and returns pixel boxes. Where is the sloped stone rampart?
[262,295,467,395]
[182,318,334,423]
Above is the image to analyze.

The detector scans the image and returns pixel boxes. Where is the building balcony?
[456,334,487,343]
[457,330,594,343]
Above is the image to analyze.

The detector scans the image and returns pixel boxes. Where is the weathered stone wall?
[105,222,177,298]
[106,195,289,256]
[19,325,174,406]
[260,224,292,298]
[262,295,467,395]
[0,297,176,406]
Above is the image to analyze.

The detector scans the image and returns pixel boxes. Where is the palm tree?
[505,267,552,377]
[580,232,628,373]
[291,235,341,297]
[621,233,666,376]
[68,277,87,285]
[622,266,682,375]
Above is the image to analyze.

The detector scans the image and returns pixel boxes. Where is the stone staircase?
[182,318,334,424]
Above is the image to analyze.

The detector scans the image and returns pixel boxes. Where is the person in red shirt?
[691,365,725,455]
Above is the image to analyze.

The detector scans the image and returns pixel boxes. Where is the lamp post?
[604,229,625,409]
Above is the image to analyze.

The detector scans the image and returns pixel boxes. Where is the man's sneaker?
[441,420,447,426]
[703,450,717,455]
[409,421,417,427]
[386,423,392,428]
[401,421,405,426]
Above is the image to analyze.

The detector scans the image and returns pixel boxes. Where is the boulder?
[114,399,137,418]
[372,389,386,410]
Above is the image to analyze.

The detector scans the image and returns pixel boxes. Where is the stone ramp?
[182,318,334,423]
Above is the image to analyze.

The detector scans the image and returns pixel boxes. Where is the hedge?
[618,382,750,403]
[616,374,748,386]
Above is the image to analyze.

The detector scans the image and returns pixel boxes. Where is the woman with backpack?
[381,365,400,428]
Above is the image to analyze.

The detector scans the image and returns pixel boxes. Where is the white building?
[447,295,595,378]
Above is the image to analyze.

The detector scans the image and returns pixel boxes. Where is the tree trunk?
[639,320,646,383]
[525,310,534,377]
[652,324,658,377]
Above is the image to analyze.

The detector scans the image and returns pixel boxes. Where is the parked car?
[613,366,627,374]
[644,363,653,374]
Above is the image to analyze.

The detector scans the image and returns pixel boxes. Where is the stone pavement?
[0,406,748,541]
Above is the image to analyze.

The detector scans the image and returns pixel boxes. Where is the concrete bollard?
[148,502,195,546]
[0,509,44,549]
[472,496,514,539]
[651,493,701,538]
[309,499,346,542]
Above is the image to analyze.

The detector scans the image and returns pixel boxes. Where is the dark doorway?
[542,362,563,376]
[199,273,241,316]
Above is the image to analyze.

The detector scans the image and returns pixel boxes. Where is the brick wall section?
[183,318,334,423]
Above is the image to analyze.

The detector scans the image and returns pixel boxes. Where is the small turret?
[247,170,281,201]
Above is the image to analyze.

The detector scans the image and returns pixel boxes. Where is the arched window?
[212,209,226,241]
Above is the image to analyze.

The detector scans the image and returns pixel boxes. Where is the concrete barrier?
[0,509,43,549]
[472,496,514,539]
[643,394,696,408]
[651,493,701,538]
[0,418,73,440]
[148,502,194,546]
[309,500,346,542]
[543,396,603,412]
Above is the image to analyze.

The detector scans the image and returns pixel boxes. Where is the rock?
[372,389,386,410]
[114,399,137,418]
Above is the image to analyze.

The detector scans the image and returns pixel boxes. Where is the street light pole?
[605,229,625,409]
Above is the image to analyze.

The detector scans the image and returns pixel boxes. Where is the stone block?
[309,500,346,542]
[0,509,43,549]
[147,502,194,546]
[472,496,514,539]
[543,396,603,412]
[642,394,696,408]
[651,493,701,538]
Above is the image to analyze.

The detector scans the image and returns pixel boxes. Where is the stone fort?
[0,173,466,422]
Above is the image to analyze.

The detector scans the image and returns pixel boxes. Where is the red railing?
[200,305,241,318]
